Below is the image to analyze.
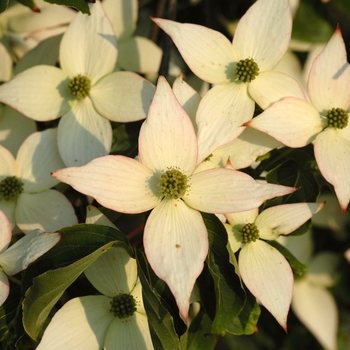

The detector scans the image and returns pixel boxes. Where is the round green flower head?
[326,107,348,129]
[110,293,137,319]
[241,222,260,243]
[69,74,91,100]
[159,169,188,199]
[0,176,24,201]
[235,58,260,83]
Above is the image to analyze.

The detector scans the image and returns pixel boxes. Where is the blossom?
[0,1,155,166]
[278,232,339,350]
[247,27,350,210]
[152,0,305,162]
[0,0,75,58]
[102,0,162,75]
[225,202,324,329]
[37,247,153,350]
[0,103,36,156]
[171,74,282,170]
[0,42,12,82]
[0,128,77,233]
[52,76,296,321]
[0,210,61,306]
[37,206,153,350]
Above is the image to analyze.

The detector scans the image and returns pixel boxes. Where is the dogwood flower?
[171,74,282,170]
[224,202,324,329]
[0,103,36,156]
[247,27,350,210]
[37,206,153,349]
[0,42,12,82]
[0,128,77,233]
[153,0,305,162]
[0,2,155,166]
[0,0,75,58]
[37,245,153,350]
[0,210,61,306]
[102,0,162,75]
[278,232,339,350]
[52,76,296,321]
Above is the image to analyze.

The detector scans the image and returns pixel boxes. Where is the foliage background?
[0,0,350,349]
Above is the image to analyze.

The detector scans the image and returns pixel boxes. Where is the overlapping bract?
[52,76,296,321]
[0,0,346,348]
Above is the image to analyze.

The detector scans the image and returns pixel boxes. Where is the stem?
[7,274,21,286]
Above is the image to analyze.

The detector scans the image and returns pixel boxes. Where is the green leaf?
[0,0,9,13]
[0,281,23,347]
[186,307,218,350]
[22,224,130,291]
[136,250,184,350]
[267,240,307,277]
[292,0,333,43]
[23,240,122,341]
[110,121,142,158]
[43,0,90,14]
[200,213,246,336]
[265,159,320,207]
[226,290,260,335]
[22,224,131,341]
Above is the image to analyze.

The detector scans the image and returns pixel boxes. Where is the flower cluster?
[0,0,348,349]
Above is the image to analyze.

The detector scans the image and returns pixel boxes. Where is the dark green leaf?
[136,250,184,350]
[110,121,142,158]
[0,0,9,13]
[0,281,23,347]
[22,224,130,291]
[265,160,320,207]
[44,0,90,14]
[22,240,124,341]
[226,290,260,335]
[187,307,218,350]
[21,224,131,341]
[201,213,246,336]
[292,0,333,43]
[267,240,307,277]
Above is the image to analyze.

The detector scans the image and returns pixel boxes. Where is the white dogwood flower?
[52,76,296,322]
[225,202,324,329]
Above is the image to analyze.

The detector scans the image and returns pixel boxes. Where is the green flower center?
[68,74,91,100]
[235,58,260,83]
[0,176,24,201]
[109,293,137,319]
[204,154,213,162]
[326,107,348,129]
[159,169,188,199]
[241,222,260,243]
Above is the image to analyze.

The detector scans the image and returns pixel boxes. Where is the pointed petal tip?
[51,168,68,181]
[157,75,167,84]
[315,201,326,214]
[181,311,189,325]
[151,17,163,25]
